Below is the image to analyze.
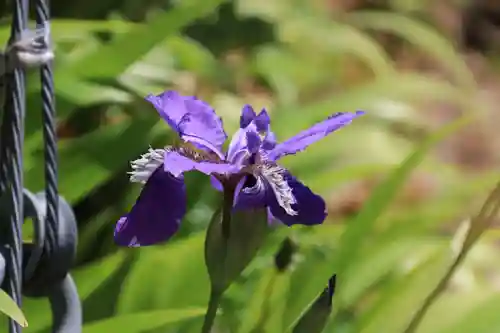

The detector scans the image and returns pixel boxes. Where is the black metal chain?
[35,0,58,259]
[1,0,28,331]
[0,0,82,331]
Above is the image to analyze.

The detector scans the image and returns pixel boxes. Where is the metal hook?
[48,274,82,333]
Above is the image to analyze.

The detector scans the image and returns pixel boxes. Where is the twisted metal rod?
[3,0,28,329]
[35,0,58,257]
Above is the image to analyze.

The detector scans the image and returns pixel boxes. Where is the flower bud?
[274,237,297,273]
[292,275,336,333]
[204,205,269,293]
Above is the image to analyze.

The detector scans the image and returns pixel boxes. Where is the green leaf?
[235,0,289,23]
[0,19,140,43]
[252,46,331,105]
[347,11,476,92]
[0,290,28,328]
[272,74,474,139]
[237,270,275,333]
[358,247,451,333]
[339,236,433,307]
[305,163,393,192]
[415,290,494,333]
[164,35,219,78]
[72,251,128,299]
[437,295,500,333]
[65,0,227,80]
[402,180,500,333]
[83,308,206,333]
[25,117,163,203]
[117,233,210,313]
[237,269,291,333]
[333,115,471,277]
[277,16,394,76]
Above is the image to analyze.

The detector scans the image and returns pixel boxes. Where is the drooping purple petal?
[234,175,267,210]
[164,151,242,177]
[234,168,326,225]
[114,168,187,246]
[267,111,365,161]
[145,90,227,158]
[268,172,327,226]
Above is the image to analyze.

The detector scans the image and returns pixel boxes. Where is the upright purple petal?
[226,105,269,165]
[145,90,186,130]
[145,90,227,158]
[114,168,187,246]
[164,151,242,177]
[267,111,365,161]
[254,109,270,133]
[246,131,261,154]
[178,98,227,157]
[262,131,277,150]
[268,172,327,226]
[240,105,256,128]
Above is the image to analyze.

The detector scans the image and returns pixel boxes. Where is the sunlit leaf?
[0,290,28,328]
[415,290,494,333]
[83,308,206,333]
[358,247,450,333]
[25,117,164,203]
[277,16,393,76]
[64,0,227,79]
[117,233,210,314]
[437,295,500,333]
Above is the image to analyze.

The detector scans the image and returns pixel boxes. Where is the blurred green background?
[2,0,500,332]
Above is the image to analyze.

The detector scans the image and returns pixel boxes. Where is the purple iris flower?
[114,90,364,247]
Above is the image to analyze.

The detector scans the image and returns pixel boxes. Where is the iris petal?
[178,98,227,157]
[145,90,227,157]
[234,175,267,210]
[267,111,364,161]
[268,172,327,226]
[114,168,187,246]
[210,176,223,191]
[164,151,242,177]
[254,109,270,132]
[234,168,326,226]
[145,90,186,130]
[240,104,256,128]
[262,131,277,150]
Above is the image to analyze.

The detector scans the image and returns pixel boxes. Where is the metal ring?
[22,192,77,298]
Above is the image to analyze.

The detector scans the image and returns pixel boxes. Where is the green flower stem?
[201,289,222,333]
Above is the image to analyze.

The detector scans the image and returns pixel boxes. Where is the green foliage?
[0,290,28,328]
[1,0,498,332]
